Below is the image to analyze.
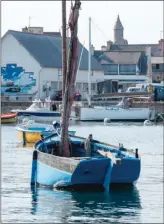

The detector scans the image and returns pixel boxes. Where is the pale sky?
[1,1,163,49]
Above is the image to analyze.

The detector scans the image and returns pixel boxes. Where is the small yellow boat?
[1,112,17,124]
[17,129,44,144]
[16,120,76,144]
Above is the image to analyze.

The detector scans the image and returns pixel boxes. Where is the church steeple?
[113,15,128,45]
[114,15,124,30]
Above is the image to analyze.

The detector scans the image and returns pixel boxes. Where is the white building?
[1,27,104,99]
[94,15,164,92]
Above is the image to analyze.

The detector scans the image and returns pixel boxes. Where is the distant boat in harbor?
[1,112,17,124]
[12,99,77,123]
[16,119,76,144]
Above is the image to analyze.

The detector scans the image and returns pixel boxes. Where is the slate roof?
[4,30,102,70]
[102,51,141,64]
[110,44,162,57]
[94,50,147,74]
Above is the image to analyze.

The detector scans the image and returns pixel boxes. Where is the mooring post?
[31,150,38,186]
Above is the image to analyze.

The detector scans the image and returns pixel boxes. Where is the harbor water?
[1,122,163,223]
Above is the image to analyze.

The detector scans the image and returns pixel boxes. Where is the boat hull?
[17,129,76,144]
[111,157,141,184]
[35,156,139,187]
[80,107,155,121]
[32,150,113,190]
[14,110,77,122]
[1,116,17,124]
[1,112,17,124]
[18,130,42,143]
[32,134,141,189]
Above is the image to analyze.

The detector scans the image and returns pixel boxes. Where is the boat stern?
[111,157,141,184]
[71,157,113,191]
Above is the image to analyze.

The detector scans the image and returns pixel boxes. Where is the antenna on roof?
[29,16,31,27]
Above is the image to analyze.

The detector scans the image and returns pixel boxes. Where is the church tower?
[114,15,128,45]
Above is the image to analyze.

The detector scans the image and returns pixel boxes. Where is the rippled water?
[1,122,163,223]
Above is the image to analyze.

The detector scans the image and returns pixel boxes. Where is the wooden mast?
[60,0,67,156]
[60,0,81,157]
[62,0,67,98]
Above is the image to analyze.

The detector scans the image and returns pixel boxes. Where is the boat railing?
[17,114,55,126]
[37,149,80,166]
[69,134,136,157]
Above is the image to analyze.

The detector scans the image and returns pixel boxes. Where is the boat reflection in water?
[17,142,34,149]
[30,186,141,223]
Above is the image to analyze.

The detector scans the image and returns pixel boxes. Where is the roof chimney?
[22,26,28,32]
[101,45,107,51]
[44,32,61,37]
[90,44,95,55]
[159,39,164,56]
[22,26,44,34]
[107,40,113,50]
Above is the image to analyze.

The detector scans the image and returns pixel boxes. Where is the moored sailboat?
[30,0,141,191]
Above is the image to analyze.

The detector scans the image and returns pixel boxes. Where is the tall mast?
[88,17,91,106]
[62,0,67,98]
[60,0,81,157]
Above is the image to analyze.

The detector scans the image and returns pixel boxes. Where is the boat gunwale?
[37,133,137,158]
[16,125,76,135]
[1,112,17,119]
[69,134,136,156]
[36,147,114,174]
[15,126,53,133]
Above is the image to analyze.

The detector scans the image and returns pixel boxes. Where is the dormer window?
[156,64,160,69]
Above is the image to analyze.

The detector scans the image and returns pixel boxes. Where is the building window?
[83,83,88,90]
[102,64,118,75]
[156,64,160,69]
[51,81,58,90]
[59,82,62,90]
[58,69,62,76]
[76,82,81,90]
[119,64,136,75]
[91,83,96,91]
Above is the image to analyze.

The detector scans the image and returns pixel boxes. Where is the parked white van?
[126,87,141,92]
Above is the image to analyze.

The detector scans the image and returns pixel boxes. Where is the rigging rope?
[91,18,108,43]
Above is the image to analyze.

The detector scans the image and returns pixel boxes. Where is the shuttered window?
[51,81,58,90]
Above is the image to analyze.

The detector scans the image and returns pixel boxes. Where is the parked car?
[136,83,164,101]
[126,87,141,92]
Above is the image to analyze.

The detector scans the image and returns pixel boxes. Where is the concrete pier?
[1,100,163,114]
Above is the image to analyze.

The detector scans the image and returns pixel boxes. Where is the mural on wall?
[1,64,36,95]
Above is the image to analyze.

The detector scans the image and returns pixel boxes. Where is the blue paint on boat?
[17,111,61,117]
[37,161,72,186]
[31,151,38,185]
[103,161,114,192]
[28,127,46,131]
[35,156,112,191]
[111,157,141,184]
[71,158,112,185]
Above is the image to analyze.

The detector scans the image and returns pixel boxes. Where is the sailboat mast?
[60,0,81,157]
[88,17,91,106]
[62,0,67,98]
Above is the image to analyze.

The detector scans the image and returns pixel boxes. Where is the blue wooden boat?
[30,0,140,192]
[31,133,141,191]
